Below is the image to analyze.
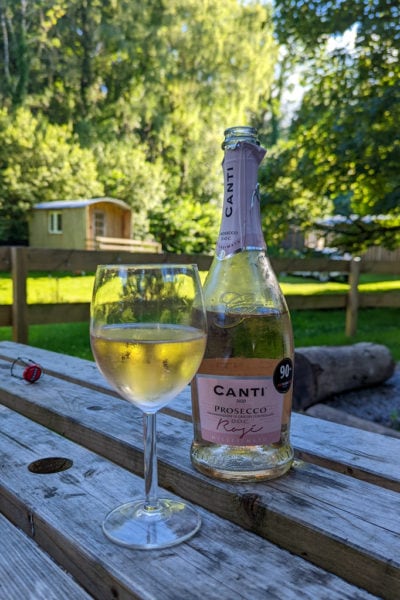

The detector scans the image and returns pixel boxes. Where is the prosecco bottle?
[190,126,294,481]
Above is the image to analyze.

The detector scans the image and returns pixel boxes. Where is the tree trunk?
[293,342,395,410]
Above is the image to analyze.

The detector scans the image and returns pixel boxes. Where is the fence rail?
[1,246,399,344]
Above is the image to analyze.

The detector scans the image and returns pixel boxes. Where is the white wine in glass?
[90,264,207,549]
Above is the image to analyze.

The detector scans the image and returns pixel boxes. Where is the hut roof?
[33,197,130,211]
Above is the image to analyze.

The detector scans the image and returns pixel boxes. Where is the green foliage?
[1,1,399,254]
[149,196,219,254]
[262,1,400,253]
[0,108,103,243]
[94,141,168,238]
[259,139,332,247]
[0,0,277,250]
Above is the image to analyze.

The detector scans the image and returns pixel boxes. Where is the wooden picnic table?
[0,340,398,599]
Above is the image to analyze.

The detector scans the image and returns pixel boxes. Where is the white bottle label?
[196,374,284,445]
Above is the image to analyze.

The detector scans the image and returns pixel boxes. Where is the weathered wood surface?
[0,340,191,422]
[358,290,400,307]
[0,406,376,600]
[346,257,361,336]
[0,343,399,598]
[0,341,399,489]
[0,245,398,275]
[11,246,29,343]
[0,513,92,599]
[306,403,400,439]
[1,246,214,272]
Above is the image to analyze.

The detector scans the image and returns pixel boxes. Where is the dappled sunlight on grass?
[27,275,95,303]
[0,274,95,304]
[0,272,398,303]
[358,280,400,292]
[280,280,349,295]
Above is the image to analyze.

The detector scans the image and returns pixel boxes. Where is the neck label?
[216,142,266,258]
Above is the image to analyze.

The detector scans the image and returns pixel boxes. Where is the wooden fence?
[0,246,399,344]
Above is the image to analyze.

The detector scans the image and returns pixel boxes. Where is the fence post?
[11,246,29,344]
[345,257,361,337]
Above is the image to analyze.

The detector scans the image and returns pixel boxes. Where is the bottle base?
[190,442,294,482]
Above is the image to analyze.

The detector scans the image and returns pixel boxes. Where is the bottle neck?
[216,141,266,259]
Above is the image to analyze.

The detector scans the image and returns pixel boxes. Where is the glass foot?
[102,498,201,549]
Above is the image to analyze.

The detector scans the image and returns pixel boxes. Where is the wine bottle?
[190,126,294,481]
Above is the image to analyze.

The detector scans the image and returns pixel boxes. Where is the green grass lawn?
[1,307,399,361]
[1,271,399,303]
[0,272,399,361]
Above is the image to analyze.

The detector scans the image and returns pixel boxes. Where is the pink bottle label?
[196,375,284,445]
[216,141,266,258]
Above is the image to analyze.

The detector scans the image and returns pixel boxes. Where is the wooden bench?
[0,341,398,599]
[0,513,91,599]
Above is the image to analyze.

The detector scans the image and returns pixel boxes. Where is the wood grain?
[0,513,92,599]
[0,341,399,488]
[0,406,375,600]
[0,344,399,597]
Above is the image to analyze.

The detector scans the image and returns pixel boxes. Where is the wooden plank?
[291,412,400,490]
[1,246,397,277]
[0,513,92,599]
[27,302,90,324]
[360,259,400,275]
[11,246,29,344]
[0,341,191,422]
[359,291,400,308]
[0,341,398,487]
[23,248,213,272]
[346,257,361,336]
[3,289,400,330]
[0,406,375,600]
[271,257,351,274]
[0,304,12,327]
[0,356,398,597]
[306,403,400,439]
[286,294,347,309]
[0,246,11,271]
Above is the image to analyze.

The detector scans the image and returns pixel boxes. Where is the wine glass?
[90,264,207,549]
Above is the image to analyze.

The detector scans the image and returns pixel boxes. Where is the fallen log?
[293,342,395,411]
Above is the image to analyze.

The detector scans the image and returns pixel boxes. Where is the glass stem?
[143,413,159,511]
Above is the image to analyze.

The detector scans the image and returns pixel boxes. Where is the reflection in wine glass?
[90,264,207,549]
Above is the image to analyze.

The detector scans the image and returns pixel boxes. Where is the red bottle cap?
[23,364,43,383]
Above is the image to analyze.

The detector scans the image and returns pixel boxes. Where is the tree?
[265,0,400,253]
[149,195,219,254]
[94,140,168,239]
[92,0,278,252]
[0,107,103,243]
[0,1,279,251]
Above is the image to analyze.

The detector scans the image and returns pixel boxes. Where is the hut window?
[49,211,63,234]
[94,211,105,237]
